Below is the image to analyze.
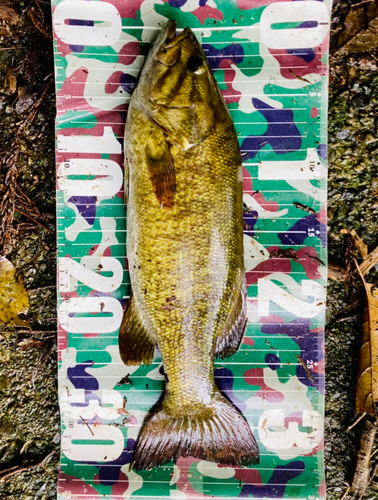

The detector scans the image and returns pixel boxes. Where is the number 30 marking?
[259,409,323,450]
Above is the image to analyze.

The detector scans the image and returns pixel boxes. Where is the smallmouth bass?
[120,20,260,470]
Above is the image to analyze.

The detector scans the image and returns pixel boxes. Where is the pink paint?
[270,36,329,80]
[260,313,285,325]
[310,107,319,118]
[246,253,291,285]
[253,192,279,212]
[58,472,101,497]
[318,480,326,498]
[191,5,224,24]
[303,439,324,457]
[175,457,211,499]
[234,466,263,485]
[294,247,322,280]
[105,71,124,95]
[243,337,255,346]
[244,368,285,402]
[104,0,145,19]
[118,41,140,65]
[57,68,93,116]
[219,65,241,104]
[245,244,322,285]
[243,166,253,192]
[111,470,130,496]
[317,204,327,225]
[58,325,68,361]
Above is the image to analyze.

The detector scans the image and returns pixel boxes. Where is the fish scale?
[119,20,259,470]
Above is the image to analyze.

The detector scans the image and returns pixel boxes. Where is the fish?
[119,19,260,471]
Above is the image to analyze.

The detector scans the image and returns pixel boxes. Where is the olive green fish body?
[120,21,259,470]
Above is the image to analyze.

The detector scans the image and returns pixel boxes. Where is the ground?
[0,0,377,498]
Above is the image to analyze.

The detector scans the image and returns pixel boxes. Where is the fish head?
[136,20,223,149]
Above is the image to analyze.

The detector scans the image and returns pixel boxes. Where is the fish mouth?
[154,22,194,67]
[154,19,178,53]
[136,20,207,113]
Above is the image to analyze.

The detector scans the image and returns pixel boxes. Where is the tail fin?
[133,392,259,470]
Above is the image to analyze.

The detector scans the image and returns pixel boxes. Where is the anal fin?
[216,277,247,359]
[119,297,155,366]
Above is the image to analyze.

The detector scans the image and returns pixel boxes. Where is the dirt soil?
[0,0,378,498]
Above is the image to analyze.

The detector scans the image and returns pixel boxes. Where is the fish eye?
[187,55,203,72]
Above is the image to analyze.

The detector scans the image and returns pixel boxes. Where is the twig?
[352,0,375,6]
[351,419,378,496]
[0,78,53,254]
[359,247,378,276]
[347,413,367,432]
[351,229,369,260]
[16,330,57,334]
[26,285,56,292]
[0,450,55,483]
[341,486,350,500]
[0,47,27,51]
[14,208,53,233]
[336,314,360,323]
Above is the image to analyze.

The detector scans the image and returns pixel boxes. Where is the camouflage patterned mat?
[53,0,330,498]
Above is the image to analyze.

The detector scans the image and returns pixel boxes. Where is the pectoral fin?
[216,277,247,359]
[119,296,155,366]
[145,128,176,210]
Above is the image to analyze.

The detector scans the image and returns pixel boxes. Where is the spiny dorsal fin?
[145,128,176,210]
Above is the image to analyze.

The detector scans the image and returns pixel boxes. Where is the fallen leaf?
[328,262,347,281]
[0,4,20,24]
[356,278,378,416]
[359,245,378,276]
[335,3,378,54]
[4,68,17,95]
[18,339,45,351]
[351,229,369,260]
[0,257,29,328]
[340,16,378,55]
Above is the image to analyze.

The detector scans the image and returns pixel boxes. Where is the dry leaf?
[340,16,378,55]
[351,229,368,260]
[0,4,20,24]
[335,3,378,54]
[360,246,378,276]
[328,262,347,281]
[4,68,17,95]
[0,257,29,328]
[356,281,378,416]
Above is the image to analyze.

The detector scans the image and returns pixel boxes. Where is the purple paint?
[215,367,247,413]
[68,17,93,52]
[120,73,138,95]
[278,214,326,247]
[202,43,244,70]
[68,361,99,391]
[68,196,96,226]
[239,461,305,498]
[265,353,281,371]
[169,0,187,7]
[317,143,327,159]
[241,99,302,160]
[261,318,325,393]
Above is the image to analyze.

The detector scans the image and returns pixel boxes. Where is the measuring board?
[53,0,330,498]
